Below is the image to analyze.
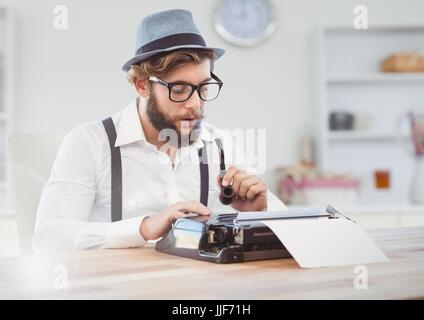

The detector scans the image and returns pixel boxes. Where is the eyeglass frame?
[148,72,223,102]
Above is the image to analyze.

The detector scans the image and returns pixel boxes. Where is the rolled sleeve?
[34,125,147,254]
[106,216,147,248]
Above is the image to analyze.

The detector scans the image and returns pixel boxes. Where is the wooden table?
[1,226,423,299]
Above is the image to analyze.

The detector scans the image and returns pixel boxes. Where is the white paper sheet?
[261,218,389,268]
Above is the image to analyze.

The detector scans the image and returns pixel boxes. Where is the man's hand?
[139,201,211,240]
[218,166,267,212]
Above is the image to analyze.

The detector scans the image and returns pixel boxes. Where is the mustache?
[177,111,204,121]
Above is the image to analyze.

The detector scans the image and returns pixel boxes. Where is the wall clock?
[214,0,277,47]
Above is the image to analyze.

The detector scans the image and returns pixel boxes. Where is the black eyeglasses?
[148,72,223,102]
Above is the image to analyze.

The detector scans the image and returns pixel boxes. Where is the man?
[33,9,286,254]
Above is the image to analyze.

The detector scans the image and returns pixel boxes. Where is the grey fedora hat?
[122,9,225,72]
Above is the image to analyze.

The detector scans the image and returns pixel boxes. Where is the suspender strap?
[101,119,225,215]
[214,138,226,172]
[197,138,226,207]
[102,117,123,222]
[198,143,209,207]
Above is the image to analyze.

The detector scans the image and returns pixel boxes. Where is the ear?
[134,79,150,98]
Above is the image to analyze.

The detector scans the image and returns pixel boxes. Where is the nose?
[183,89,202,110]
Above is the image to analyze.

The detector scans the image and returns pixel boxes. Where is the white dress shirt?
[33,99,286,254]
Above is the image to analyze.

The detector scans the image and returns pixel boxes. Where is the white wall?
[3,0,424,192]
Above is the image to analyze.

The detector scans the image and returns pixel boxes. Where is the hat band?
[136,33,207,55]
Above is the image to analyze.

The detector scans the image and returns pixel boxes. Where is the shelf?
[327,73,424,83]
[315,25,424,208]
[328,131,409,141]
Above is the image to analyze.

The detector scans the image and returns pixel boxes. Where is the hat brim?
[122,45,225,72]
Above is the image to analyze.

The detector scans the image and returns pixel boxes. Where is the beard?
[145,91,204,148]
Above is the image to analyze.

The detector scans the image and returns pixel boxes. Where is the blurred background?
[1,0,424,257]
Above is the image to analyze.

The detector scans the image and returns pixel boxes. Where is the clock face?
[214,0,276,47]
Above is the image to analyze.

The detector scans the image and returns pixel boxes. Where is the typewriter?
[155,206,339,264]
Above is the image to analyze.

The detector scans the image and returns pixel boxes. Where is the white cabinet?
[0,6,15,210]
[313,26,424,207]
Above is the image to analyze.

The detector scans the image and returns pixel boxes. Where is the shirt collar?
[114,98,215,148]
[114,98,146,147]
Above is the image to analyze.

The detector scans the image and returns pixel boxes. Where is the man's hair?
[127,49,216,84]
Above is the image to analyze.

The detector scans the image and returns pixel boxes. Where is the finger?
[222,166,240,186]
[174,201,211,216]
[239,176,262,198]
[246,183,267,200]
[170,211,188,221]
[231,171,249,194]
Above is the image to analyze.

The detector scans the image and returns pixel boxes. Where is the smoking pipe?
[218,170,235,205]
